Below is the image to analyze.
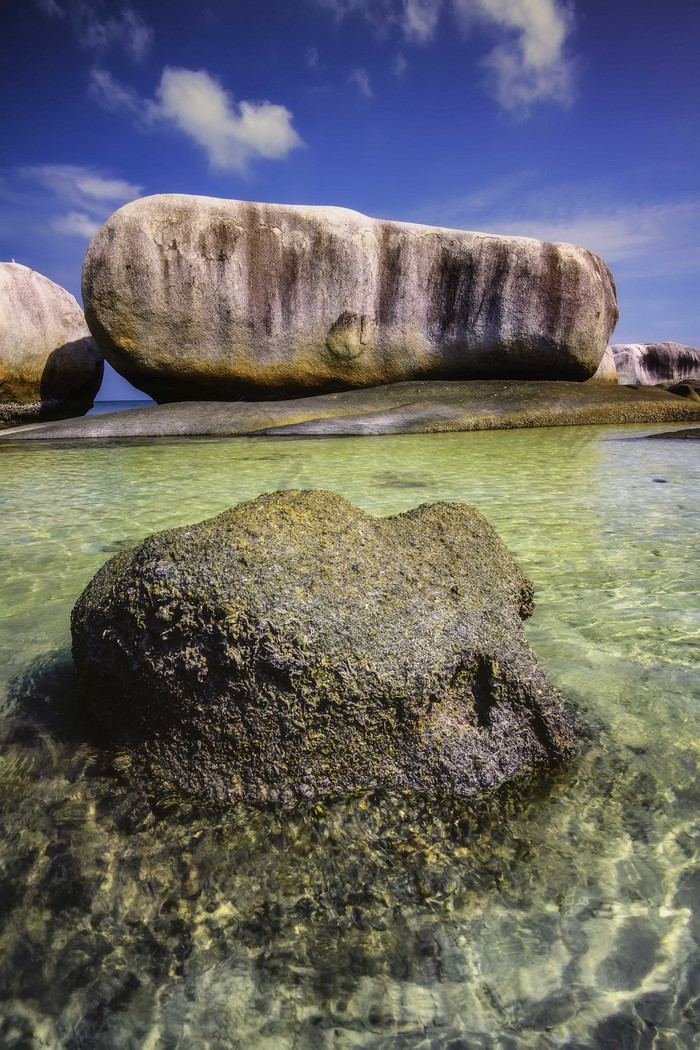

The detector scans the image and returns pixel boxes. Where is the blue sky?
[2,0,698,398]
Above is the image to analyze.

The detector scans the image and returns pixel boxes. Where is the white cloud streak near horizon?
[414,175,700,278]
[90,66,305,174]
[318,0,574,110]
[35,0,153,61]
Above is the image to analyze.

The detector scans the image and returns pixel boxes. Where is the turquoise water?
[0,424,699,1048]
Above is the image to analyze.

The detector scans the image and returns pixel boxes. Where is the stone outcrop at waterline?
[611,342,700,386]
[81,194,619,403]
[0,263,103,428]
[3,379,700,440]
[71,490,576,803]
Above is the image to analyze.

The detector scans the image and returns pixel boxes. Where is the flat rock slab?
[4,380,700,441]
[71,490,576,803]
[645,426,700,440]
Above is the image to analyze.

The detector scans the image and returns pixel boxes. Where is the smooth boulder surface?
[587,344,618,383]
[82,194,619,403]
[611,342,700,386]
[71,490,577,803]
[0,263,103,428]
[4,379,700,441]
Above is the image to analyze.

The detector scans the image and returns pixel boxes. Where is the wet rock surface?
[81,194,619,402]
[646,425,700,440]
[0,262,103,429]
[70,489,576,803]
[4,378,700,441]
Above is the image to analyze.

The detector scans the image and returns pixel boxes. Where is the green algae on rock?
[71,489,576,804]
[4,379,700,441]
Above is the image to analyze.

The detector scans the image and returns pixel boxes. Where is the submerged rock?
[71,490,576,803]
[0,263,103,428]
[611,342,700,386]
[82,194,619,403]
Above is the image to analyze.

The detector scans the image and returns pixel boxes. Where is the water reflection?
[0,424,698,1048]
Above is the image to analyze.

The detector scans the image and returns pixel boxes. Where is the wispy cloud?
[454,0,575,111]
[12,164,142,239]
[305,46,320,69]
[90,66,305,174]
[392,51,408,76]
[348,67,373,97]
[413,173,700,277]
[36,0,153,61]
[89,66,143,113]
[401,0,441,40]
[316,0,575,111]
[50,211,103,238]
[21,164,142,208]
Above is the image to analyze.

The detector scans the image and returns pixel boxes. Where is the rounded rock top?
[0,262,103,427]
[71,488,577,804]
[82,194,619,404]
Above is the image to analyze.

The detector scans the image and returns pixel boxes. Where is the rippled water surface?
[0,424,699,1049]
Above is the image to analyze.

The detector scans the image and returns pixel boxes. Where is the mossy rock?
[71,490,577,803]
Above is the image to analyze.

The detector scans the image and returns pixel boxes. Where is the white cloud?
[454,0,575,111]
[492,201,699,263]
[17,164,142,239]
[36,0,65,15]
[392,51,408,76]
[89,66,304,174]
[315,0,575,110]
[401,0,441,39]
[306,46,320,68]
[50,211,103,238]
[89,66,143,113]
[413,175,700,277]
[348,67,373,97]
[154,68,304,173]
[36,1,153,61]
[22,164,142,208]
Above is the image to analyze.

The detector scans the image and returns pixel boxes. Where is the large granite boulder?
[0,263,103,428]
[611,342,700,386]
[82,195,619,402]
[71,490,576,804]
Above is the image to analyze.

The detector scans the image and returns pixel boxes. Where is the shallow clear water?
[0,424,699,1049]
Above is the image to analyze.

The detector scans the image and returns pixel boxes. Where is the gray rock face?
[0,263,103,428]
[82,195,619,402]
[71,490,576,804]
[611,342,700,386]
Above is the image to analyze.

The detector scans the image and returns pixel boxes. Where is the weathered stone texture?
[71,490,576,804]
[82,195,619,402]
[611,342,700,386]
[0,262,103,427]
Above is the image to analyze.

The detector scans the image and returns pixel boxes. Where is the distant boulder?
[82,194,619,403]
[611,342,700,387]
[0,263,103,428]
[71,490,577,804]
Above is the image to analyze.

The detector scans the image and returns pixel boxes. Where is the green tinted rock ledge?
[3,379,700,440]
